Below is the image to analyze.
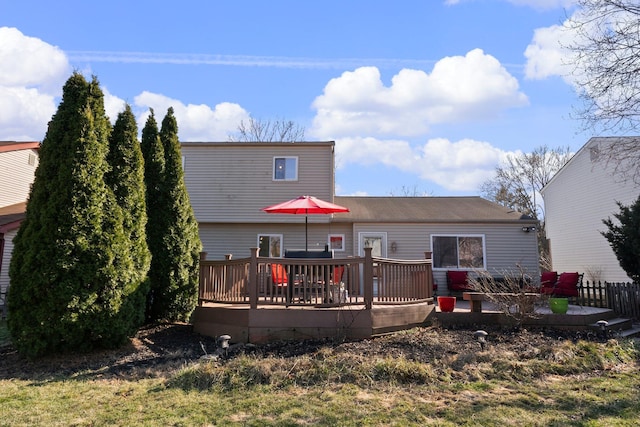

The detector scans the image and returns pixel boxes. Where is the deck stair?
[588,317,633,336]
[619,322,640,338]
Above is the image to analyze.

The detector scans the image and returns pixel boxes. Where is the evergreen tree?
[145,107,202,322]
[140,110,166,320]
[106,104,151,329]
[602,195,640,282]
[7,73,136,357]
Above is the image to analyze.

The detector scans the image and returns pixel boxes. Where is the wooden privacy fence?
[198,248,434,308]
[577,280,640,320]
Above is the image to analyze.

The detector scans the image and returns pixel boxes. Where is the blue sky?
[1,0,591,196]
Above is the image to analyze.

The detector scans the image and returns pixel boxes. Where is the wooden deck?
[193,247,436,343]
[192,249,638,342]
[194,299,435,343]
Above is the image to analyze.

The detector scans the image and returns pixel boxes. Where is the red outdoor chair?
[540,271,581,297]
[270,263,289,288]
[446,270,473,293]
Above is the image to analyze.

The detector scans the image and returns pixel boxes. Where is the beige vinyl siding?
[352,222,539,294]
[199,222,353,260]
[0,149,38,208]
[0,229,17,295]
[542,142,638,282]
[182,142,334,224]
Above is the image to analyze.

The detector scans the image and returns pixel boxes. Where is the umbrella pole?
[305,215,308,252]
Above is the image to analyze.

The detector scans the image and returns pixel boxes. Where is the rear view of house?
[181,141,540,294]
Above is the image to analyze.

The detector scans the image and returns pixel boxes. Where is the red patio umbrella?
[261,195,350,251]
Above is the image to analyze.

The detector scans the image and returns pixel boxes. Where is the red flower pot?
[437,296,456,312]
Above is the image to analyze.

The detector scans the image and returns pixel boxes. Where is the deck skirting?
[192,302,435,343]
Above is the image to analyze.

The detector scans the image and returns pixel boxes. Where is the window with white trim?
[258,234,283,258]
[431,235,485,269]
[273,156,298,181]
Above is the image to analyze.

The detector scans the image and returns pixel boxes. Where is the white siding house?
[0,142,40,296]
[181,142,540,294]
[541,137,640,283]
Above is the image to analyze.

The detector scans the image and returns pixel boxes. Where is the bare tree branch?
[566,0,640,184]
[228,117,305,142]
[481,146,572,268]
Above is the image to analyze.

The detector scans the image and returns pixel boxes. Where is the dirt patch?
[0,323,611,381]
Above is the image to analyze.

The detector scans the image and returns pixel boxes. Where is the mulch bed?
[0,323,602,381]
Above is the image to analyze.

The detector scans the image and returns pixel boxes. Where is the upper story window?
[431,235,485,270]
[273,157,298,181]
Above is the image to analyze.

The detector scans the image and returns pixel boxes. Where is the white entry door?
[358,232,387,258]
[358,232,386,296]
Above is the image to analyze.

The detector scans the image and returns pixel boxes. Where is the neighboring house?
[0,141,40,298]
[181,141,539,293]
[541,137,639,283]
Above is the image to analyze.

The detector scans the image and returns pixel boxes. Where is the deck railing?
[198,247,434,308]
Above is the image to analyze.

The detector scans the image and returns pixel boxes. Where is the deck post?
[425,251,434,299]
[198,252,207,305]
[364,247,373,309]
[249,247,259,309]
[224,254,233,294]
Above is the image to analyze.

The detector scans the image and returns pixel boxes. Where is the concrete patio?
[434,298,639,336]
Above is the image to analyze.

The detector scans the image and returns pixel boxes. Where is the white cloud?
[0,27,70,140]
[445,0,575,9]
[524,22,576,82]
[335,136,511,192]
[133,91,250,141]
[311,49,528,139]
[417,138,510,191]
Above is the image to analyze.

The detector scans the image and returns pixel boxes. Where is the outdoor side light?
[474,330,488,350]
[596,320,609,338]
[218,334,232,354]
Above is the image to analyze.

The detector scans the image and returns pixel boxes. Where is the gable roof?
[541,136,639,194]
[0,141,39,153]
[333,196,534,223]
[0,202,27,233]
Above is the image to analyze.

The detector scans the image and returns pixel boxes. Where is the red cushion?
[540,272,579,297]
[447,270,468,285]
[557,272,579,288]
[447,270,472,291]
[540,271,558,287]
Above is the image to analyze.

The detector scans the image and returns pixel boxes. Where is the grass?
[0,325,639,426]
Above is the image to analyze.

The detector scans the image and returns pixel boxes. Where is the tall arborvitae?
[8,73,136,357]
[140,109,166,320]
[145,107,202,322]
[106,104,151,329]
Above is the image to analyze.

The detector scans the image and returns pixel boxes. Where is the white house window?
[432,235,485,269]
[328,234,345,251]
[273,157,298,181]
[258,234,283,257]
